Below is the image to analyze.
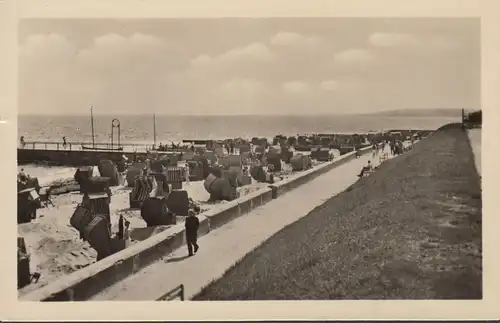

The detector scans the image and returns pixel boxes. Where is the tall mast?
[90,106,95,148]
[153,113,157,148]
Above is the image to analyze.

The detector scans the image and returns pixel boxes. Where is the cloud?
[334,49,375,64]
[218,78,265,98]
[319,80,339,92]
[221,42,274,61]
[188,42,276,84]
[19,32,189,114]
[369,32,420,48]
[369,32,459,54]
[190,54,211,67]
[427,36,459,52]
[19,34,82,110]
[192,42,274,68]
[270,32,324,50]
[18,21,477,116]
[283,81,311,94]
[20,33,75,63]
[77,32,184,74]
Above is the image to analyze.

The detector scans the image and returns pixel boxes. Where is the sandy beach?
[17,151,337,295]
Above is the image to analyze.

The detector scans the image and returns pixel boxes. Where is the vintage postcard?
[1,0,499,321]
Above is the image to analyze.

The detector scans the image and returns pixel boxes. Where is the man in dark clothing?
[185,210,200,256]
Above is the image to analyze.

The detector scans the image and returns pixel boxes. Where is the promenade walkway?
[91,151,385,301]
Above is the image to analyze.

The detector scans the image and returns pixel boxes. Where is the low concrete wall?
[21,148,368,302]
[204,188,274,231]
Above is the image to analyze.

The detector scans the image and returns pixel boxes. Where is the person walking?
[185,210,200,256]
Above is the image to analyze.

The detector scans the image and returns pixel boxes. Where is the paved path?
[467,129,482,176]
[91,151,389,301]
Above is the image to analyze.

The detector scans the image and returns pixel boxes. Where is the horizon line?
[17,108,464,118]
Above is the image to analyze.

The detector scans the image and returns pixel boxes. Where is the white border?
[1,0,499,320]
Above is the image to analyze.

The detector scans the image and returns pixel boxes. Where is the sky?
[18,18,480,116]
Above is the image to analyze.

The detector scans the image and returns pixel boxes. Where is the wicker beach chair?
[129,176,154,209]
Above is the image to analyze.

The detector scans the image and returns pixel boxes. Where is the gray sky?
[18,18,480,115]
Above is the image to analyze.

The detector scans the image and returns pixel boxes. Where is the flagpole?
[90,106,95,149]
[153,113,157,149]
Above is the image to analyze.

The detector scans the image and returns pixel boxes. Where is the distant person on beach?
[117,155,128,174]
[185,210,200,256]
[40,187,55,207]
[62,136,67,148]
[18,168,28,183]
[20,136,26,148]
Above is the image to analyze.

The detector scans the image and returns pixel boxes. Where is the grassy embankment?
[194,123,482,300]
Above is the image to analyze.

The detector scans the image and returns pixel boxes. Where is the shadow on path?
[165,255,191,263]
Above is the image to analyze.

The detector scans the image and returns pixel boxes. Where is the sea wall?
[17,149,146,166]
[20,147,371,302]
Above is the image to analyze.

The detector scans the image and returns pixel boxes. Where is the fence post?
[32,142,35,150]
[57,143,59,151]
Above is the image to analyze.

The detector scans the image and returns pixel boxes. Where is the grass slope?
[194,124,482,300]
